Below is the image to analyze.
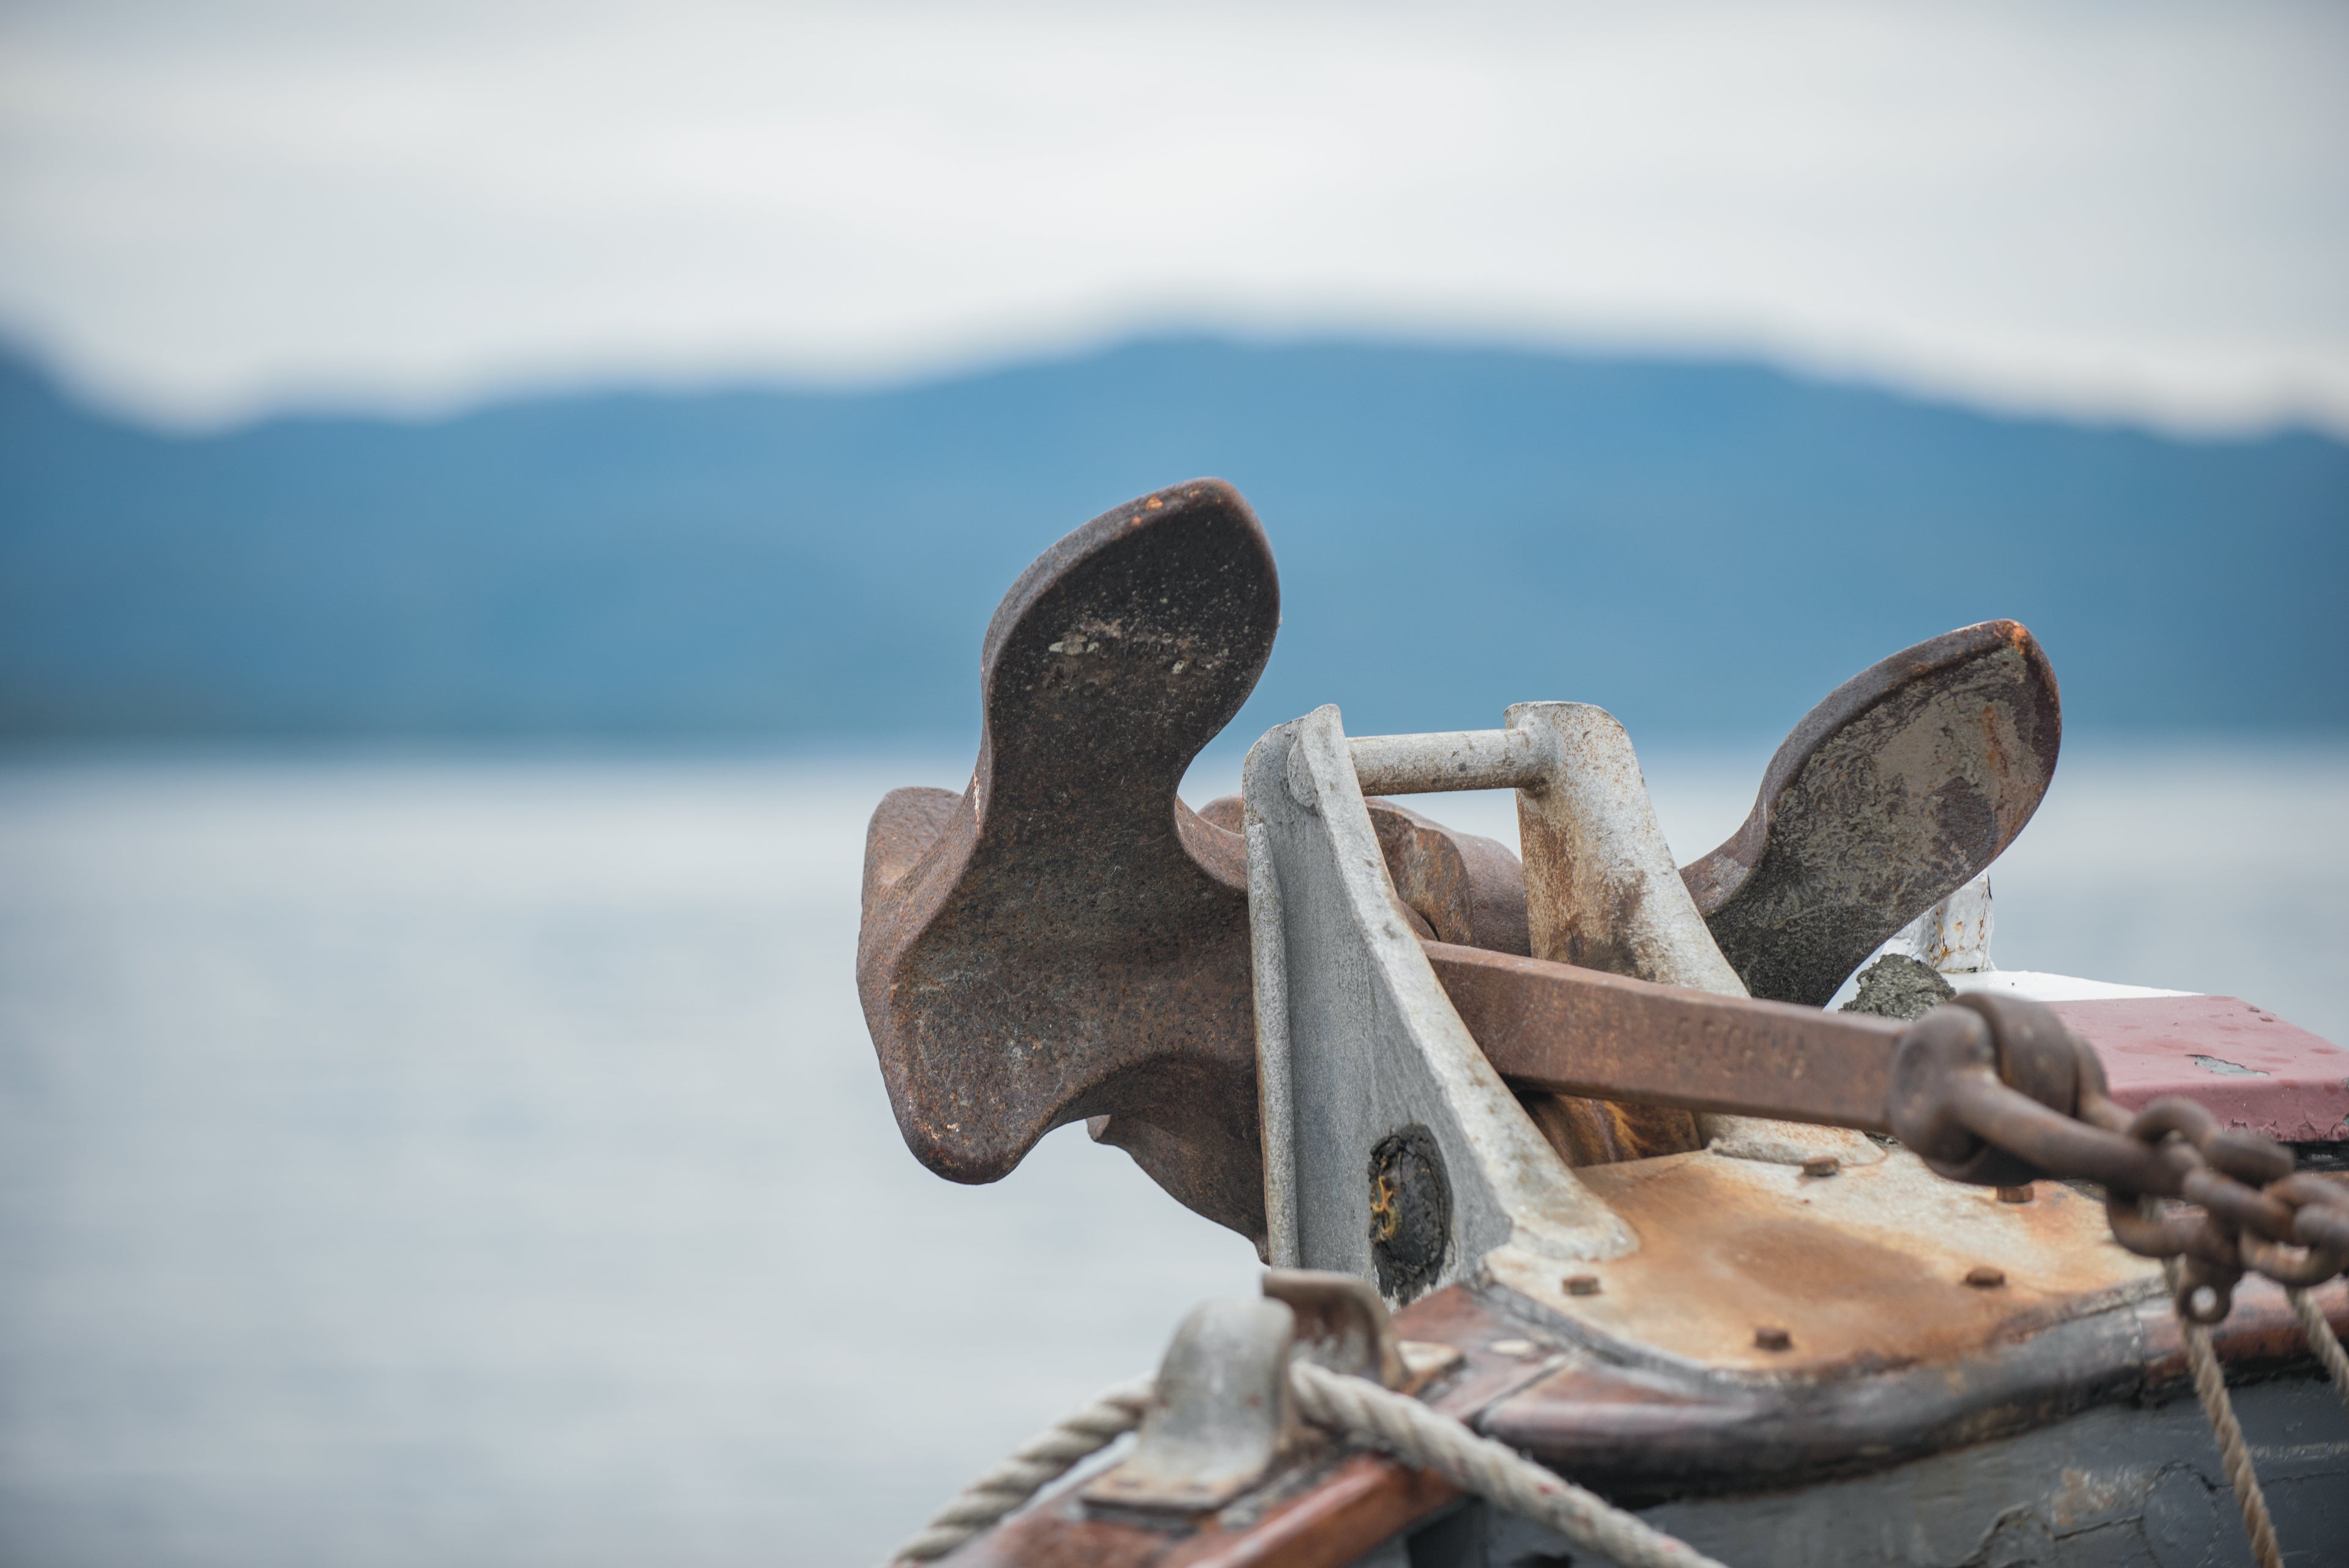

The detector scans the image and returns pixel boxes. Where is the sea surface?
[2,743,2344,1567]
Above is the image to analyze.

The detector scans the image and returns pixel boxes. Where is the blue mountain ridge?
[2,338,2342,745]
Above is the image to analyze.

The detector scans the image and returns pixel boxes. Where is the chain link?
[1891,992,2349,1323]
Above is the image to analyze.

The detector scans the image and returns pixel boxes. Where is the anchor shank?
[1429,942,1904,1132]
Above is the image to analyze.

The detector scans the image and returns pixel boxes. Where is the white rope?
[2165,1260,2282,1568]
[1288,1359,1728,1568]
[886,1375,1152,1566]
[886,1362,1725,1568]
[887,1279,2347,1567]
[2287,1286,2349,1405]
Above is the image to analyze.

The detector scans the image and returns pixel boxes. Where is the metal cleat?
[1263,1268,1412,1389]
[1079,1296,1303,1517]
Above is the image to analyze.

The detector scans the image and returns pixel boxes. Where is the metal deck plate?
[1486,1148,2158,1375]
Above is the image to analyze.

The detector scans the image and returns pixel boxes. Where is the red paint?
[2055,995,2349,1142]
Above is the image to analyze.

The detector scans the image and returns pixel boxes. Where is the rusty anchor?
[857,480,2065,1250]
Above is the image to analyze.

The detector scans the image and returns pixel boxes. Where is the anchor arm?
[856,479,1278,1246]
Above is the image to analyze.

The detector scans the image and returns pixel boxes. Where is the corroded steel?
[860,488,2349,1568]
[1203,793,1532,955]
[1884,992,2349,1318]
[1679,619,2063,1005]
[852,480,2293,1279]
[1244,703,1636,1288]
[1364,800,1531,956]
[1430,942,1905,1129]
[1484,1147,2159,1375]
[1438,951,2349,1312]
[1271,623,2065,1009]
[856,480,1277,1247]
[1505,701,1742,1167]
[1470,1271,2349,1497]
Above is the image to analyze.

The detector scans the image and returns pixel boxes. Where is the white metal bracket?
[1245,700,1873,1298]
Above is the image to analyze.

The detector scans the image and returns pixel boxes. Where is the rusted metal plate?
[1427,941,1906,1130]
[1160,1456,1457,1568]
[943,1451,1457,1568]
[1475,1271,2349,1498]
[1483,1148,2157,1376]
[1486,1326,2349,1566]
[2056,994,2349,1143]
[1680,620,2062,1006]
[856,480,1278,1247]
[1378,1279,1603,1424]
[938,1501,1178,1568]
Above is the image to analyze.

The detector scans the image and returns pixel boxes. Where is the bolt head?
[1801,1155,1841,1178]
[1996,1184,2034,1203]
[1563,1273,1601,1297]
[1965,1265,2008,1288]
[1753,1326,1792,1351]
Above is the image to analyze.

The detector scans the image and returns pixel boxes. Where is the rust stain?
[1497,1148,2158,1375]
[1165,1454,1455,1568]
[856,482,1278,1250]
[1678,619,2061,1005]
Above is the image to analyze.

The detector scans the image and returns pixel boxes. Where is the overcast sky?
[2,0,2344,430]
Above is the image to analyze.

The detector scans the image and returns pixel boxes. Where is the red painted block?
[2055,994,2349,1143]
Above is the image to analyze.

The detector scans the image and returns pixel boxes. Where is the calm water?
[1,743,2343,1567]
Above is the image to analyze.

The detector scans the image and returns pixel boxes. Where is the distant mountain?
[2,339,2343,746]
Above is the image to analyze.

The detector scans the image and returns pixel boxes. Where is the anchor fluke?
[856,480,1278,1247]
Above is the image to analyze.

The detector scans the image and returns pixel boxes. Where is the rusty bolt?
[1996,1184,2033,1203]
[1965,1265,2008,1288]
[1563,1273,1602,1297]
[1801,1155,1841,1178]
[1754,1326,1792,1351]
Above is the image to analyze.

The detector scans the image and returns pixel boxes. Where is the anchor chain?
[1891,992,2349,1323]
